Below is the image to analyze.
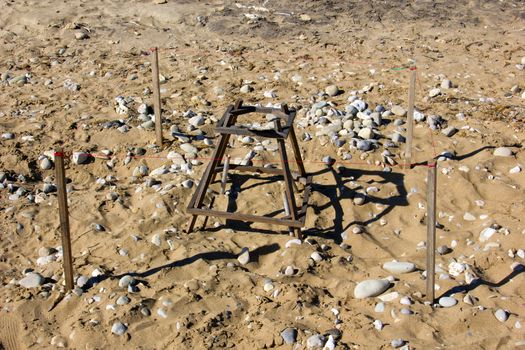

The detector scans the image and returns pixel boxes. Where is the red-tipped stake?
[426,163,437,304]
[55,148,74,291]
[404,67,416,169]
[151,47,163,147]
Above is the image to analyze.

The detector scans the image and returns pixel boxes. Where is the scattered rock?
[281,328,297,344]
[509,165,521,174]
[157,308,168,318]
[439,296,457,308]
[354,279,390,299]
[188,115,204,127]
[180,143,198,154]
[325,85,339,96]
[429,88,441,97]
[116,295,130,305]
[306,334,325,349]
[391,106,406,117]
[76,276,88,288]
[19,272,44,288]
[40,158,53,170]
[50,335,67,348]
[240,85,253,94]
[382,261,416,274]
[310,251,323,263]
[111,322,127,336]
[494,309,508,322]
[237,247,250,265]
[119,275,136,288]
[75,31,89,40]
[72,152,89,165]
[151,233,162,247]
[479,227,497,242]
[493,147,512,157]
[441,79,452,89]
[391,339,406,348]
[441,126,458,137]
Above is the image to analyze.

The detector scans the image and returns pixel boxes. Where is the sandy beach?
[1,0,524,349]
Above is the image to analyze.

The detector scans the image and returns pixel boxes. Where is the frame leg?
[201,196,216,231]
[289,127,306,177]
[187,215,198,233]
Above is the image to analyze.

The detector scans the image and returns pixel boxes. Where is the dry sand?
[1,0,525,349]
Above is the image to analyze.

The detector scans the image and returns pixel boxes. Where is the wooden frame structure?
[187,99,311,239]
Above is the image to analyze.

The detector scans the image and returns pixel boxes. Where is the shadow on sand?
[83,243,280,290]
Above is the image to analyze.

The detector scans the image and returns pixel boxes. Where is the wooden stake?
[55,148,74,291]
[151,47,163,147]
[404,68,416,169]
[220,155,230,195]
[426,163,437,304]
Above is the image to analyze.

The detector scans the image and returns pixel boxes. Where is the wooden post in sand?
[55,148,74,291]
[404,67,416,169]
[426,163,437,304]
[151,47,163,147]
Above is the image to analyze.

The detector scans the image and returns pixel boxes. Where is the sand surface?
[1,0,525,349]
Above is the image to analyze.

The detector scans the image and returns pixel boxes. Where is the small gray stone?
[391,339,405,348]
[19,272,44,288]
[322,155,335,167]
[442,126,458,137]
[40,158,53,170]
[429,88,441,97]
[400,307,413,315]
[438,296,457,308]
[241,136,254,144]
[383,261,416,274]
[240,85,253,94]
[50,335,67,347]
[116,295,130,305]
[181,180,194,188]
[392,132,405,143]
[437,245,452,255]
[325,85,339,96]
[494,309,508,322]
[441,79,452,89]
[356,140,373,151]
[151,233,162,247]
[111,322,127,336]
[188,115,204,127]
[351,99,367,112]
[237,247,250,265]
[358,127,373,139]
[493,147,513,157]
[75,31,89,40]
[157,307,168,318]
[284,266,295,276]
[391,106,406,117]
[118,275,137,288]
[281,328,297,344]
[63,79,80,91]
[306,334,325,349]
[141,307,151,316]
[354,279,390,299]
[77,275,88,288]
[353,194,366,206]
[310,251,323,262]
[72,152,89,165]
[375,302,385,313]
[180,143,198,155]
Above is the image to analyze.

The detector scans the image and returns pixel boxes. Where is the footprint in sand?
[0,314,22,350]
